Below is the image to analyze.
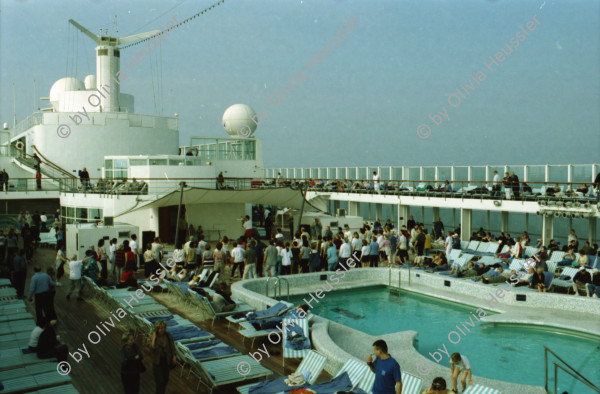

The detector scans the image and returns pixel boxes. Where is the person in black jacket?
[37,320,68,362]
[510,172,520,199]
[529,267,546,292]
[572,267,592,296]
[120,331,144,394]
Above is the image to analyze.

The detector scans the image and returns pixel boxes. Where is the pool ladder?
[265,277,290,300]
[388,265,406,289]
[544,345,599,393]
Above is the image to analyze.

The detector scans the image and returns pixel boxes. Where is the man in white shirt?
[351,233,362,253]
[130,234,139,269]
[445,231,453,258]
[196,235,207,256]
[343,225,352,242]
[450,352,474,392]
[66,254,83,301]
[231,242,245,278]
[275,229,284,241]
[40,212,48,231]
[491,170,501,198]
[373,171,381,194]
[243,215,253,238]
[338,239,352,270]
[28,318,46,352]
[151,238,164,263]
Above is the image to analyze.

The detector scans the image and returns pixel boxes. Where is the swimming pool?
[289,286,600,393]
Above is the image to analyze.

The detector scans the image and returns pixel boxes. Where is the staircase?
[10,146,77,192]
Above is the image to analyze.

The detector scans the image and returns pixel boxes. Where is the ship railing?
[55,176,600,202]
[10,112,44,137]
[544,345,600,393]
[0,177,62,193]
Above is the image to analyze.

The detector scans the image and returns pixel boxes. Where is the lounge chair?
[236,349,327,394]
[466,241,480,252]
[282,317,311,368]
[463,383,501,394]
[401,372,423,394]
[0,369,72,393]
[460,241,469,250]
[189,355,273,394]
[548,251,566,263]
[39,228,57,247]
[448,249,462,263]
[523,246,539,258]
[199,297,255,327]
[177,339,241,362]
[226,301,294,329]
[550,267,589,294]
[486,242,500,254]
[35,384,80,393]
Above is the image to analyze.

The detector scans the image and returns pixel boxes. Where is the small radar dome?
[222,104,257,138]
[49,77,85,102]
[84,75,97,90]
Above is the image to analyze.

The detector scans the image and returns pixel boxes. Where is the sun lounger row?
[0,286,79,393]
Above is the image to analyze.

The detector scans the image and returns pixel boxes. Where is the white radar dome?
[49,77,85,102]
[222,104,257,138]
[84,75,97,90]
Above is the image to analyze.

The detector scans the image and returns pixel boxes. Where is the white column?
[398,205,409,228]
[348,201,360,216]
[589,218,596,244]
[501,211,509,234]
[542,214,554,245]
[376,204,383,221]
[460,208,472,242]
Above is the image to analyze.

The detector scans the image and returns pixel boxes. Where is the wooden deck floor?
[9,246,331,394]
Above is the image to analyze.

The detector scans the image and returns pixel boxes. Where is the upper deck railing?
[265,164,599,188]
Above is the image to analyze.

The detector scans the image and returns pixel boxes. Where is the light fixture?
[554,212,560,217]
[563,213,567,217]
[493,200,502,207]
[536,211,540,216]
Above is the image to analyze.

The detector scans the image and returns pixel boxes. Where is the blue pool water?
[289,287,600,393]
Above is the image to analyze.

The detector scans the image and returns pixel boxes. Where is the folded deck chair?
[190,354,273,394]
[282,317,311,368]
[236,350,327,394]
[463,383,501,394]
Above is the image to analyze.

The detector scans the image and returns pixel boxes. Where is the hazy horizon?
[1,0,598,168]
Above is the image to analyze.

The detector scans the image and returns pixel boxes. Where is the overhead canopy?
[124,187,327,214]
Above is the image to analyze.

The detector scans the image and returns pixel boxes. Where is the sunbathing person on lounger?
[195,285,236,312]
[460,262,489,278]
[478,267,513,284]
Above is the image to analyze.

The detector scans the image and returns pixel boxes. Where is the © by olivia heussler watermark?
[236,15,361,138]
[236,251,361,375]
[415,13,541,139]
[414,269,529,377]
[56,257,179,376]
[56,15,179,139]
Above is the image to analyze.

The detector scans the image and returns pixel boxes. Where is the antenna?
[12,82,16,127]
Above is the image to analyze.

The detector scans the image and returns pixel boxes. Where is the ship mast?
[68,19,160,112]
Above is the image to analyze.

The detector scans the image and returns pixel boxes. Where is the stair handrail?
[544,345,599,392]
[551,362,600,393]
[32,145,77,179]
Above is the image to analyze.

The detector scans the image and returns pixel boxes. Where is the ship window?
[129,159,147,166]
[169,159,183,166]
[114,49,120,57]
[150,159,167,166]
[98,49,108,56]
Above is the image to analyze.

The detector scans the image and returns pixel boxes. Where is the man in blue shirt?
[28,265,59,323]
[367,339,402,394]
[370,237,380,268]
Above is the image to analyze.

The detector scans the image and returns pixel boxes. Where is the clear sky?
[1,0,598,168]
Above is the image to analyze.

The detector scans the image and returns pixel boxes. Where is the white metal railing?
[11,112,43,137]
[266,164,599,187]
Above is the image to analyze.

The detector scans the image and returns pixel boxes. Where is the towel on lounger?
[192,345,238,360]
[185,340,221,351]
[167,326,210,341]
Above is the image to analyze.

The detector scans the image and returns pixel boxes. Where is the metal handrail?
[277,277,290,300]
[552,362,600,393]
[544,346,599,392]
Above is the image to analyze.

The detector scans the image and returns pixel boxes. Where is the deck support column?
[589,217,596,245]
[398,204,409,229]
[432,207,440,227]
[348,201,360,217]
[460,208,472,242]
[501,211,509,234]
[376,203,383,222]
[542,214,554,245]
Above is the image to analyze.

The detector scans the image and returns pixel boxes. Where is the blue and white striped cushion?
[463,383,501,394]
